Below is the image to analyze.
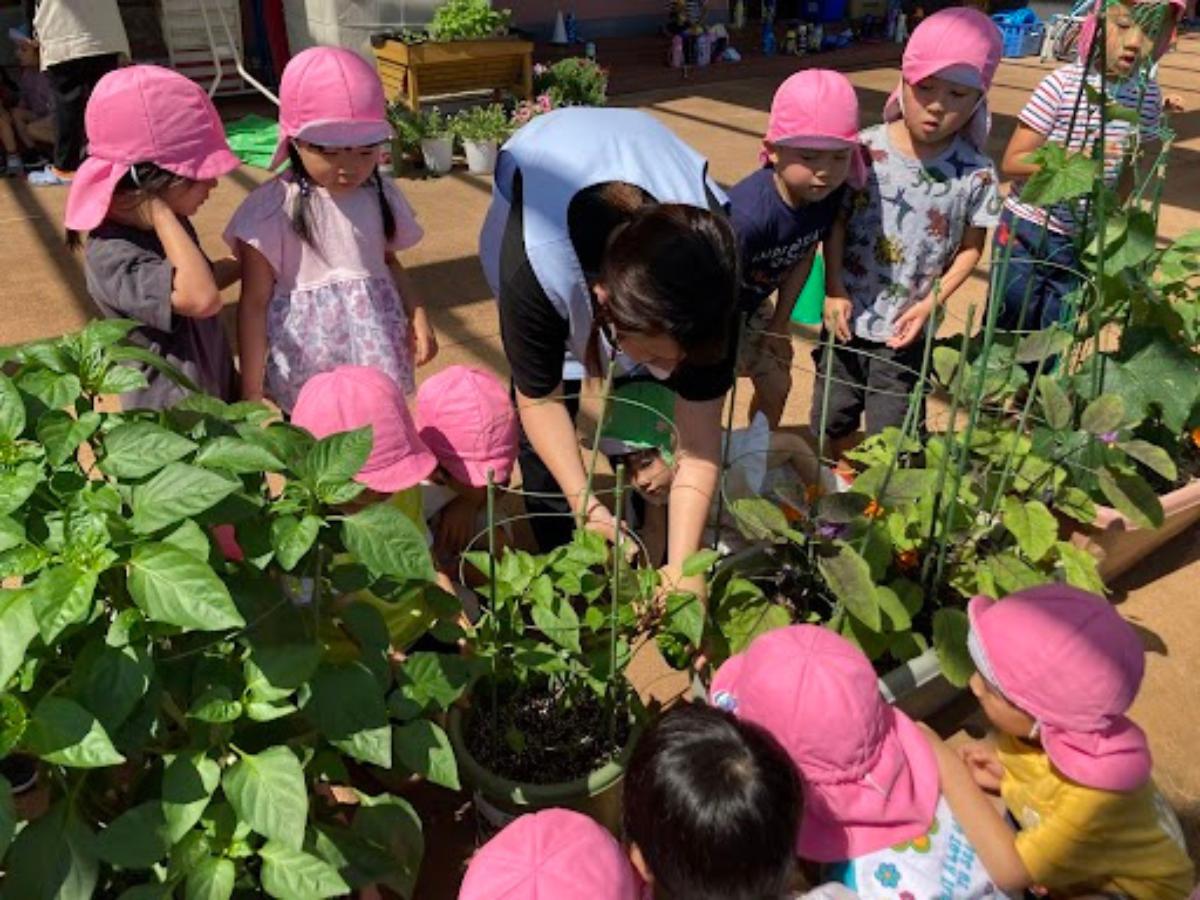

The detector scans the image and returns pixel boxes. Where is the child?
[290,366,458,659]
[0,27,54,174]
[597,382,836,562]
[227,46,436,414]
[940,586,1194,898]
[711,625,1005,897]
[729,69,866,427]
[816,8,1002,450]
[413,365,519,569]
[623,701,818,900]
[459,807,641,899]
[992,0,1178,335]
[64,65,240,410]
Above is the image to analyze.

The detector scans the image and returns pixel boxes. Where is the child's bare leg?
[750,362,793,429]
[18,112,53,148]
[0,109,17,155]
[766,432,822,484]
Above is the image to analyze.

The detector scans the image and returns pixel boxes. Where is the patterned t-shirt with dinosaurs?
[841,124,1000,343]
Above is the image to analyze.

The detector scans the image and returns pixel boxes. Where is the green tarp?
[224,114,279,170]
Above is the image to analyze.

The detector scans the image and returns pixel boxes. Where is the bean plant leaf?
[393,652,479,714]
[530,593,581,653]
[1000,497,1058,562]
[221,746,308,850]
[162,753,221,843]
[817,542,881,630]
[131,463,239,534]
[986,552,1045,594]
[0,589,38,687]
[1056,541,1106,594]
[30,564,98,644]
[16,369,81,410]
[77,644,152,733]
[244,643,322,701]
[681,549,720,577]
[99,422,197,479]
[0,373,26,440]
[128,543,245,631]
[933,608,973,687]
[185,857,235,900]
[1100,209,1157,277]
[0,517,24,555]
[98,364,149,395]
[1,803,98,900]
[188,686,243,724]
[1097,467,1163,530]
[300,426,374,490]
[1080,395,1125,435]
[0,463,42,516]
[36,410,101,466]
[1019,144,1098,207]
[270,515,322,571]
[1116,439,1177,482]
[1085,327,1200,433]
[393,720,459,790]
[341,503,437,582]
[195,436,285,474]
[163,520,211,561]
[1037,376,1073,430]
[875,585,912,631]
[95,802,171,869]
[306,664,391,768]
[1015,329,1073,365]
[729,497,789,540]
[24,697,125,768]
[259,841,350,900]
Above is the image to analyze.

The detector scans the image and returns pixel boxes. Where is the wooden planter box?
[1067,479,1200,582]
[373,37,534,111]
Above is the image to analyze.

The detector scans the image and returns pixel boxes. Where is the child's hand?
[409,306,438,366]
[888,297,935,349]
[823,296,853,343]
[1164,94,1185,113]
[957,740,1005,793]
[434,494,480,560]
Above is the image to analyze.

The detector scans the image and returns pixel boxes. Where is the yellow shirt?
[998,735,1194,900]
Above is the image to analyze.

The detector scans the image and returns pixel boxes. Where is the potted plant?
[0,321,471,896]
[532,57,609,107]
[411,106,454,175]
[452,529,700,833]
[427,0,512,41]
[451,103,510,175]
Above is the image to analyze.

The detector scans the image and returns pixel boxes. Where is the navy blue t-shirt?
[728,167,842,313]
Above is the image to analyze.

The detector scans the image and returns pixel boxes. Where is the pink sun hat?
[291,366,437,494]
[458,808,641,900]
[968,585,1151,792]
[414,365,519,488]
[882,7,1003,150]
[761,68,868,189]
[710,625,938,862]
[270,46,392,170]
[65,65,240,232]
[1077,0,1185,67]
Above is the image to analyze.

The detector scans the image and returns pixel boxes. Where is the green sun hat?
[596,382,677,464]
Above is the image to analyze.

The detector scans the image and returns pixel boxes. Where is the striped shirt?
[1004,62,1161,236]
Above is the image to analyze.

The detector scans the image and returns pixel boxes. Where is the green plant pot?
[447,703,640,838]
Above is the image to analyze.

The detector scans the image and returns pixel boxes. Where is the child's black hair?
[623,701,801,900]
[285,141,396,247]
[65,161,189,250]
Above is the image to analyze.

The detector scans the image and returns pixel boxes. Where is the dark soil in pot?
[464,684,632,785]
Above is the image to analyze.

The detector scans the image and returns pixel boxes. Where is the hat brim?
[797,706,941,862]
[1040,718,1152,792]
[446,454,515,490]
[357,446,438,494]
[269,119,393,170]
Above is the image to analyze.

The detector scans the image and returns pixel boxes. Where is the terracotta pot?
[1067,479,1200,581]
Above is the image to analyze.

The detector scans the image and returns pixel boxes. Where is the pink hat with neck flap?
[270,46,392,170]
[882,7,1003,150]
[65,65,240,232]
[968,585,1151,792]
[762,68,868,189]
[711,625,939,862]
[458,808,641,900]
[415,365,519,488]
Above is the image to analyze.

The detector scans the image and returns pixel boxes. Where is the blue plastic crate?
[992,8,1045,58]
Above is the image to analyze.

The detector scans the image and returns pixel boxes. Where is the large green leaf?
[728,497,789,540]
[933,608,973,688]
[194,437,285,474]
[530,591,581,653]
[244,643,322,701]
[131,463,239,534]
[185,857,235,900]
[36,410,100,466]
[1037,376,1072,430]
[341,502,436,582]
[0,803,97,900]
[681,549,720,577]
[713,578,791,656]
[1056,541,1106,594]
[1019,144,1098,207]
[817,542,881,630]
[24,697,125,768]
[1086,328,1200,433]
[270,515,322,571]
[0,463,41,516]
[76,643,152,733]
[662,589,705,648]
[162,753,221,843]
[300,426,373,490]
[16,369,81,411]
[0,589,37,687]
[393,652,479,715]
[1000,497,1058,563]
[259,841,350,900]
[851,467,934,507]
[306,663,392,767]
[875,585,912,631]
[188,686,243,724]
[128,543,245,631]
[95,802,171,869]
[1015,328,1073,365]
[393,720,459,790]
[1080,394,1125,435]
[221,746,308,850]
[0,516,24,555]
[0,776,13,859]
[318,792,424,898]
[30,564,98,644]
[0,373,25,441]
[1116,439,1177,482]
[99,422,197,479]
[1096,209,1157,277]
[986,552,1045,594]
[1097,467,1163,530]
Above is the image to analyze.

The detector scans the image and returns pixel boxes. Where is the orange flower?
[805,483,824,506]
[896,548,919,571]
[782,503,805,524]
[1191,426,1200,449]
[864,499,884,519]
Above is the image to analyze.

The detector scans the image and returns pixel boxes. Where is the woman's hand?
[409,306,438,366]
[887,297,935,349]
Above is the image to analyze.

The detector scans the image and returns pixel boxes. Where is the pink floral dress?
[224,175,423,412]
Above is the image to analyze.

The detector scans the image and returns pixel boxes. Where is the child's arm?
[235,243,274,403]
[1001,122,1049,180]
[640,502,668,568]
[888,226,986,349]
[822,216,853,342]
[210,256,241,291]
[386,251,437,367]
[921,728,1034,895]
[147,199,223,318]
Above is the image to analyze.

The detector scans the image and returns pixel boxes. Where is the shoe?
[27,165,72,186]
[4,154,21,176]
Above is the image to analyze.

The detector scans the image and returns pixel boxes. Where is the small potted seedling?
[415,107,454,175]
[451,103,510,175]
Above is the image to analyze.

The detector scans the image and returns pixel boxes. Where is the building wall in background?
[507,0,730,39]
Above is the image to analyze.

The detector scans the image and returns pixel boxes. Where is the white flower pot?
[420,137,454,175]
[463,138,499,175]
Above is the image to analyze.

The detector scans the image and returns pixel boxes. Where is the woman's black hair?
[285,141,396,247]
[65,161,188,250]
[586,201,738,376]
[623,702,801,900]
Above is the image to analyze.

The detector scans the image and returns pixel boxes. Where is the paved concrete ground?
[0,35,1197,896]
